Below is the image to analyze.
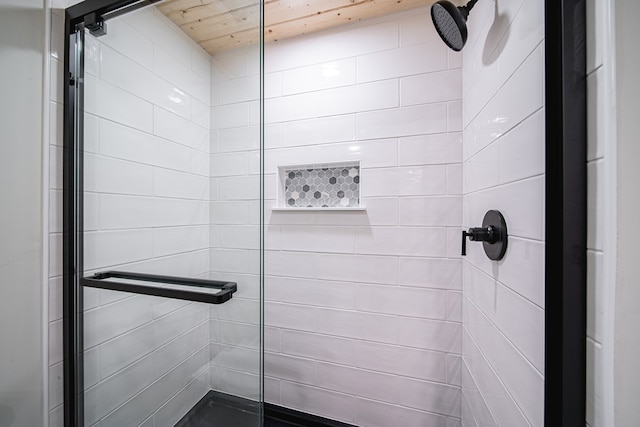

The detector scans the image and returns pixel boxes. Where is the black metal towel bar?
[82,271,237,304]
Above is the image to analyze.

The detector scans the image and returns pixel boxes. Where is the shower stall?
[60,0,586,426]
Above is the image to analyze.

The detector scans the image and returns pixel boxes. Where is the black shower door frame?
[544,0,587,423]
[62,0,586,425]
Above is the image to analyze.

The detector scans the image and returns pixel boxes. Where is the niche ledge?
[271,207,367,212]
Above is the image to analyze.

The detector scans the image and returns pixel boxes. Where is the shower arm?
[460,0,479,19]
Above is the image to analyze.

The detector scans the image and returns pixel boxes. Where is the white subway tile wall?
[461,0,545,426]
[242,7,460,425]
[586,0,607,425]
[49,6,216,426]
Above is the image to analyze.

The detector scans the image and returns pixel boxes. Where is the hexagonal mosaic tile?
[284,164,360,208]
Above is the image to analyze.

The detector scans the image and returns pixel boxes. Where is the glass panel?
[75,0,263,425]
[259,2,544,427]
[83,289,218,426]
[260,2,468,426]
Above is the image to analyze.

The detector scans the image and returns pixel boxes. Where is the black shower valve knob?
[460,210,508,261]
[469,226,497,243]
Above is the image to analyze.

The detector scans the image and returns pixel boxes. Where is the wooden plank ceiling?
[157,0,431,54]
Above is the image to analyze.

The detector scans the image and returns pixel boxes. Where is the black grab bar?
[82,271,237,304]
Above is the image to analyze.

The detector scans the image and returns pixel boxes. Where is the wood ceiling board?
[265,0,367,25]
[158,0,431,54]
[181,5,259,42]
[155,0,210,15]
[159,0,258,27]
[265,0,428,42]
[200,26,261,52]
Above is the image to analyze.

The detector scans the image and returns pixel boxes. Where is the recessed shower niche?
[274,162,365,210]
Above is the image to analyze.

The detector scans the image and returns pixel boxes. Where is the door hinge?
[84,12,107,37]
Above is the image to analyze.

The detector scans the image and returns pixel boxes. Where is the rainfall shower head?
[431,0,478,51]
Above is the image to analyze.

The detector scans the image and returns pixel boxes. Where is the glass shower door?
[64,1,263,425]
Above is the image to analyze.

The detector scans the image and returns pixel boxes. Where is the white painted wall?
[586,0,640,425]
[257,8,463,426]
[613,0,640,424]
[0,1,46,426]
[460,0,545,425]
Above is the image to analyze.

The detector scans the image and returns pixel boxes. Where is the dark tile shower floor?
[175,391,354,427]
[175,391,262,427]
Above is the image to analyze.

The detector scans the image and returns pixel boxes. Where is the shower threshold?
[175,390,356,427]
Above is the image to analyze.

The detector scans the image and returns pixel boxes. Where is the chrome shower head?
[431,0,478,51]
